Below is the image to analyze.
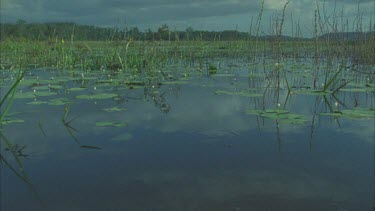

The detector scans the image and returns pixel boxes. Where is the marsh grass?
[0,69,26,123]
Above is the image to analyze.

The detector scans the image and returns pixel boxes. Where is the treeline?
[0,21,254,41]
[1,21,372,42]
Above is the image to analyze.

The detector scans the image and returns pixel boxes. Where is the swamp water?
[0,60,374,211]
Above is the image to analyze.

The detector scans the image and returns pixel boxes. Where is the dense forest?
[0,20,373,42]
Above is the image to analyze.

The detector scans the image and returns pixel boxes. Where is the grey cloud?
[1,0,373,32]
[1,0,261,23]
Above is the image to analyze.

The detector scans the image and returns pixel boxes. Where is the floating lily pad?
[214,90,262,97]
[48,85,63,90]
[124,81,146,86]
[48,98,70,106]
[68,87,88,92]
[112,133,133,141]
[1,119,25,125]
[80,145,102,150]
[15,92,38,99]
[321,107,375,119]
[246,109,307,124]
[80,77,97,80]
[97,79,114,84]
[264,109,289,114]
[32,85,50,90]
[102,107,126,112]
[34,91,58,97]
[77,93,118,100]
[27,101,48,105]
[95,122,127,127]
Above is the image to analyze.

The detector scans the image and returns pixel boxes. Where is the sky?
[0,0,374,36]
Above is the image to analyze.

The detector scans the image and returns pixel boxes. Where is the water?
[1,63,374,211]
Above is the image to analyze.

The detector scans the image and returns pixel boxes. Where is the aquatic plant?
[0,69,25,124]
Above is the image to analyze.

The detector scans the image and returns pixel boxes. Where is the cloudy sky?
[1,0,374,35]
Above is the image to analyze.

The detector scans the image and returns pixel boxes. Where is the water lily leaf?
[95,122,127,127]
[48,85,63,90]
[124,81,146,86]
[321,107,375,119]
[27,101,48,105]
[80,145,102,150]
[97,79,114,84]
[68,87,87,92]
[48,98,70,106]
[1,119,25,125]
[15,92,37,99]
[246,109,307,124]
[32,85,50,90]
[34,91,58,97]
[77,93,117,100]
[102,107,126,112]
[264,109,289,114]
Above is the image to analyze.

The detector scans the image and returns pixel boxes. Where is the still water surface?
[1,63,374,211]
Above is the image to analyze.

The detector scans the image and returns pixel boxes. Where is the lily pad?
[48,85,63,90]
[32,85,50,90]
[68,87,88,92]
[95,122,127,127]
[27,101,48,105]
[246,109,307,124]
[77,93,118,100]
[48,98,70,106]
[321,107,375,119]
[102,107,126,112]
[15,92,38,99]
[1,119,25,125]
[34,91,58,97]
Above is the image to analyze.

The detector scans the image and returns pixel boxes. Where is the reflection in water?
[0,131,44,208]
[0,61,374,211]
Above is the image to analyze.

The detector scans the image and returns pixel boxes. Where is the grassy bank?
[1,38,374,72]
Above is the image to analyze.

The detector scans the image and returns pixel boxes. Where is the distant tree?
[129,27,140,40]
[185,27,194,33]
[16,19,27,25]
[157,24,169,40]
[145,28,154,41]
[185,27,194,41]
